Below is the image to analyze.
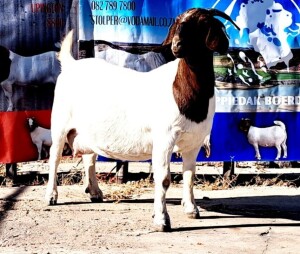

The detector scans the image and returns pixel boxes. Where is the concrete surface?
[0,184,299,253]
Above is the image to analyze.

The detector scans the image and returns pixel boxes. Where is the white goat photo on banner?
[0,46,60,111]
[239,118,288,161]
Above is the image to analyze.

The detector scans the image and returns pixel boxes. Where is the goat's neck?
[153,44,175,62]
[172,54,215,123]
[186,52,214,79]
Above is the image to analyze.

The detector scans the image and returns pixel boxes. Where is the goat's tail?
[274,120,286,130]
[58,30,75,69]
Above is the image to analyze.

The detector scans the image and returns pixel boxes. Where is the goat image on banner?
[239,118,288,160]
[0,0,75,162]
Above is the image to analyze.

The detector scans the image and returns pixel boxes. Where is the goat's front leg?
[253,144,261,160]
[181,148,200,219]
[83,153,103,202]
[152,143,173,232]
[153,162,171,232]
[35,142,43,160]
[45,141,65,205]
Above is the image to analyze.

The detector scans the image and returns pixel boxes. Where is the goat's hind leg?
[281,139,287,159]
[45,139,65,205]
[83,153,103,202]
[181,148,200,219]
[275,144,282,160]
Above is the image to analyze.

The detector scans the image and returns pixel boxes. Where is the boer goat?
[46,8,239,232]
[239,118,287,160]
[0,46,60,111]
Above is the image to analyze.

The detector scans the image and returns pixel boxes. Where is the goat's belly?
[96,143,153,161]
[97,137,153,161]
[73,129,153,161]
[97,150,152,161]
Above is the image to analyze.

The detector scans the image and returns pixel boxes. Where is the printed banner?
[0,0,299,163]
[0,0,75,162]
[79,0,300,162]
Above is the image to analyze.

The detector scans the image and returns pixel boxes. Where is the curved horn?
[208,8,240,31]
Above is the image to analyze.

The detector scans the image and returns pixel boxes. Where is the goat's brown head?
[163,8,239,58]
[27,117,38,132]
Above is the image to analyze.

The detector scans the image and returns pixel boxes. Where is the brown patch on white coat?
[164,8,233,123]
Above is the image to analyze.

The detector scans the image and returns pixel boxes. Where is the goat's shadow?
[120,195,300,221]
[61,194,300,223]
[171,194,300,232]
[197,195,300,221]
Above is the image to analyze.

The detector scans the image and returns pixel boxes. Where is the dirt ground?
[0,182,300,254]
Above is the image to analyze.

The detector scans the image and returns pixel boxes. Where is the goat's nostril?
[174,41,182,50]
[172,41,182,54]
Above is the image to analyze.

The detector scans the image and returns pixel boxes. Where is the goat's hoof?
[182,200,200,219]
[186,211,200,219]
[48,198,57,206]
[90,197,103,203]
[153,213,171,232]
[45,192,58,206]
[153,224,172,232]
[85,187,103,202]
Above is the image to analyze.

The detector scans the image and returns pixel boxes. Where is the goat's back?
[56,57,180,113]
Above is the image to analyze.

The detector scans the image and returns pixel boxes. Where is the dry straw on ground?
[1,161,299,201]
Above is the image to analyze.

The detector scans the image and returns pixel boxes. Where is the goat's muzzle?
[171,38,183,58]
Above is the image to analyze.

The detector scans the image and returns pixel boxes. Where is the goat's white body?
[1,50,60,111]
[55,58,214,161]
[48,55,215,230]
[247,121,287,160]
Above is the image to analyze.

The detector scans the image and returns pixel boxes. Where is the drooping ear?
[162,16,181,46]
[205,19,229,54]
